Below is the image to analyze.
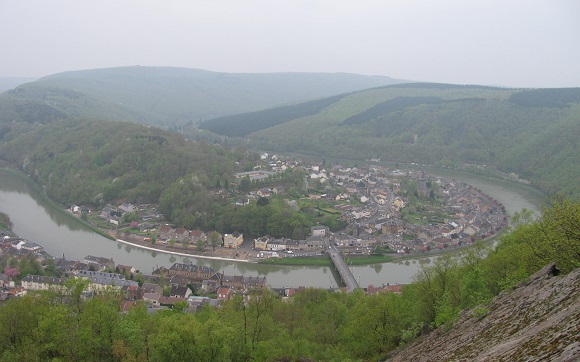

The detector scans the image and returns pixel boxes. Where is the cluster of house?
[299,164,506,254]
[0,243,269,311]
[231,160,505,257]
[157,225,208,244]
[69,203,161,227]
[155,226,245,249]
[151,262,266,304]
[253,225,330,254]
[230,156,506,257]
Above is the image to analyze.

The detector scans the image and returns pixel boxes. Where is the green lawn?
[342,255,394,265]
[258,254,394,266]
[258,257,332,266]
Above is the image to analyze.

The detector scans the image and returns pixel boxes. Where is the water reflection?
[1,171,87,231]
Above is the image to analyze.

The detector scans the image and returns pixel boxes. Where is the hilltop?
[199,83,580,198]
[0,66,405,128]
[0,77,37,93]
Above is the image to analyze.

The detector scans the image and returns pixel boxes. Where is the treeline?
[0,198,578,361]
[509,88,580,107]
[343,96,443,125]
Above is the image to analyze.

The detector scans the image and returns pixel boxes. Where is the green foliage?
[432,291,459,329]
[123,211,140,223]
[0,211,13,230]
[208,231,221,251]
[520,196,580,273]
[0,119,240,207]
[509,88,580,107]
[0,199,577,361]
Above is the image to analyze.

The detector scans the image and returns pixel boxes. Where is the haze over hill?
[199,83,580,198]
[0,66,406,128]
[0,77,38,93]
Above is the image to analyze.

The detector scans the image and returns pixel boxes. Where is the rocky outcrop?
[388,263,580,361]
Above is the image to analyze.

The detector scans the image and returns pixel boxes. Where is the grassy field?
[258,254,394,266]
[343,255,394,265]
[258,256,332,266]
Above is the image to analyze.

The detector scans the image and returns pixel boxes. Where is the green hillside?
[0,119,241,206]
[0,66,405,128]
[201,84,580,198]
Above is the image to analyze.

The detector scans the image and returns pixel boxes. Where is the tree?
[257,197,270,207]
[240,177,251,192]
[209,231,221,251]
[0,212,13,229]
[523,197,580,273]
[123,211,140,223]
[196,239,205,251]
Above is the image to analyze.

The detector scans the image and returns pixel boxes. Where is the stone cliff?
[388,263,580,361]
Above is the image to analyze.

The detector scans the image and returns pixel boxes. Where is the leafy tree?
[256,196,270,207]
[523,196,580,272]
[0,211,12,229]
[239,177,251,192]
[123,211,140,223]
[209,231,221,251]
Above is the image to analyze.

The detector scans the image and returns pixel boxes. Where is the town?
[1,155,506,310]
[92,155,506,259]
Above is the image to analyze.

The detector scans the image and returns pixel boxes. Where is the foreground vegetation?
[1,197,577,361]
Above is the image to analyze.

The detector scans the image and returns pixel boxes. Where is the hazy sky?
[2,0,579,87]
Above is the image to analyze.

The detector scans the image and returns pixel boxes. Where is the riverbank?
[114,238,252,263]
[0,167,115,241]
[114,235,400,267]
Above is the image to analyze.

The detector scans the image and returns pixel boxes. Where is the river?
[0,168,545,288]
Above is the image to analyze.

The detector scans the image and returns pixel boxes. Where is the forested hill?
[0,66,405,128]
[0,118,243,206]
[200,84,580,198]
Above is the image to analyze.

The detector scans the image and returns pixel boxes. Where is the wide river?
[0,168,545,288]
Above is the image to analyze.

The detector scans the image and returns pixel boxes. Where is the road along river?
[0,168,544,288]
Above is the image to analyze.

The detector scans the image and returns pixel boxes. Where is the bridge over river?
[328,245,359,292]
